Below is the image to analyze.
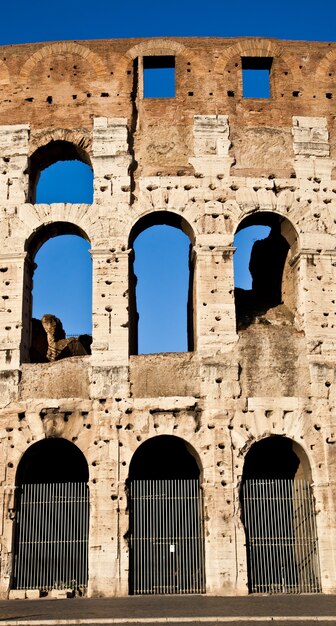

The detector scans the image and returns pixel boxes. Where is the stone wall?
[0,36,335,598]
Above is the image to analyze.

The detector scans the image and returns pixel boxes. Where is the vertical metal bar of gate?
[130,478,205,594]
[12,482,89,591]
[242,479,321,594]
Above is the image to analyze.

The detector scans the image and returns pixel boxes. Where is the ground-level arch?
[128,435,205,594]
[240,436,321,594]
[11,438,89,593]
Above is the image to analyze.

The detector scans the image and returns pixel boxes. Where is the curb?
[1,616,336,625]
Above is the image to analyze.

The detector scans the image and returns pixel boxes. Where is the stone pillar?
[292,116,332,181]
[299,250,336,356]
[194,243,237,356]
[92,117,131,206]
[0,124,29,205]
[0,482,15,596]
[314,480,336,593]
[189,115,233,177]
[88,463,119,596]
[0,252,29,370]
[91,246,130,366]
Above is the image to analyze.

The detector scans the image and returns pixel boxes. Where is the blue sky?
[0,0,334,44]
[3,0,334,352]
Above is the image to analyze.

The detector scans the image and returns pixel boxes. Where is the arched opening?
[234,213,298,330]
[23,223,92,363]
[128,213,194,355]
[128,435,205,594]
[12,438,89,593]
[29,140,93,204]
[240,436,321,594]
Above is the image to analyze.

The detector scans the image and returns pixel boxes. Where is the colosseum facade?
[0,36,335,598]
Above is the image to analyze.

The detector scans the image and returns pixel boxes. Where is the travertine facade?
[0,36,335,598]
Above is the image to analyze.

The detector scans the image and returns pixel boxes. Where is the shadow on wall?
[234,213,297,330]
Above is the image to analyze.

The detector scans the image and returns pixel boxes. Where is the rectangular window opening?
[143,56,175,98]
[242,57,272,99]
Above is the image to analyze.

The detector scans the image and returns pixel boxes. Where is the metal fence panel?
[129,479,205,594]
[12,481,89,591]
[242,479,321,594]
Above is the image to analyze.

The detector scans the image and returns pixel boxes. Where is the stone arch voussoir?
[316,49,336,79]
[22,205,103,254]
[19,41,108,82]
[126,39,186,60]
[217,38,295,80]
[29,128,92,159]
[127,207,196,246]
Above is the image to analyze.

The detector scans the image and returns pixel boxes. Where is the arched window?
[128,435,205,594]
[29,140,93,204]
[129,213,194,355]
[234,213,298,329]
[240,436,321,594]
[23,223,92,364]
[12,438,89,593]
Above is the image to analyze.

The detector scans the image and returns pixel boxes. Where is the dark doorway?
[128,436,205,594]
[12,438,89,593]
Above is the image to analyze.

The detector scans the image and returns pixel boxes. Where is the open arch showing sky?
[32,161,93,337]
[33,158,272,350]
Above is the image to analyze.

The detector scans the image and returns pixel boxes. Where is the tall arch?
[128,435,205,594]
[11,438,89,593]
[22,221,92,364]
[128,212,195,355]
[234,212,299,329]
[240,436,321,594]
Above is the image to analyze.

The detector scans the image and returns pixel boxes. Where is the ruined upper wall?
[1,37,336,177]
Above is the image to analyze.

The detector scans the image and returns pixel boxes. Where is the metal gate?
[12,482,89,591]
[129,479,205,594]
[242,479,321,594]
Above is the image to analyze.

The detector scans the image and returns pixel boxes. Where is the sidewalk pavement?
[0,594,335,625]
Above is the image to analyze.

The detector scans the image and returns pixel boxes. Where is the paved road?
[0,595,335,625]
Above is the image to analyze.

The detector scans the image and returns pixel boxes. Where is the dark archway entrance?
[128,435,205,594]
[12,439,89,593]
[241,436,321,594]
